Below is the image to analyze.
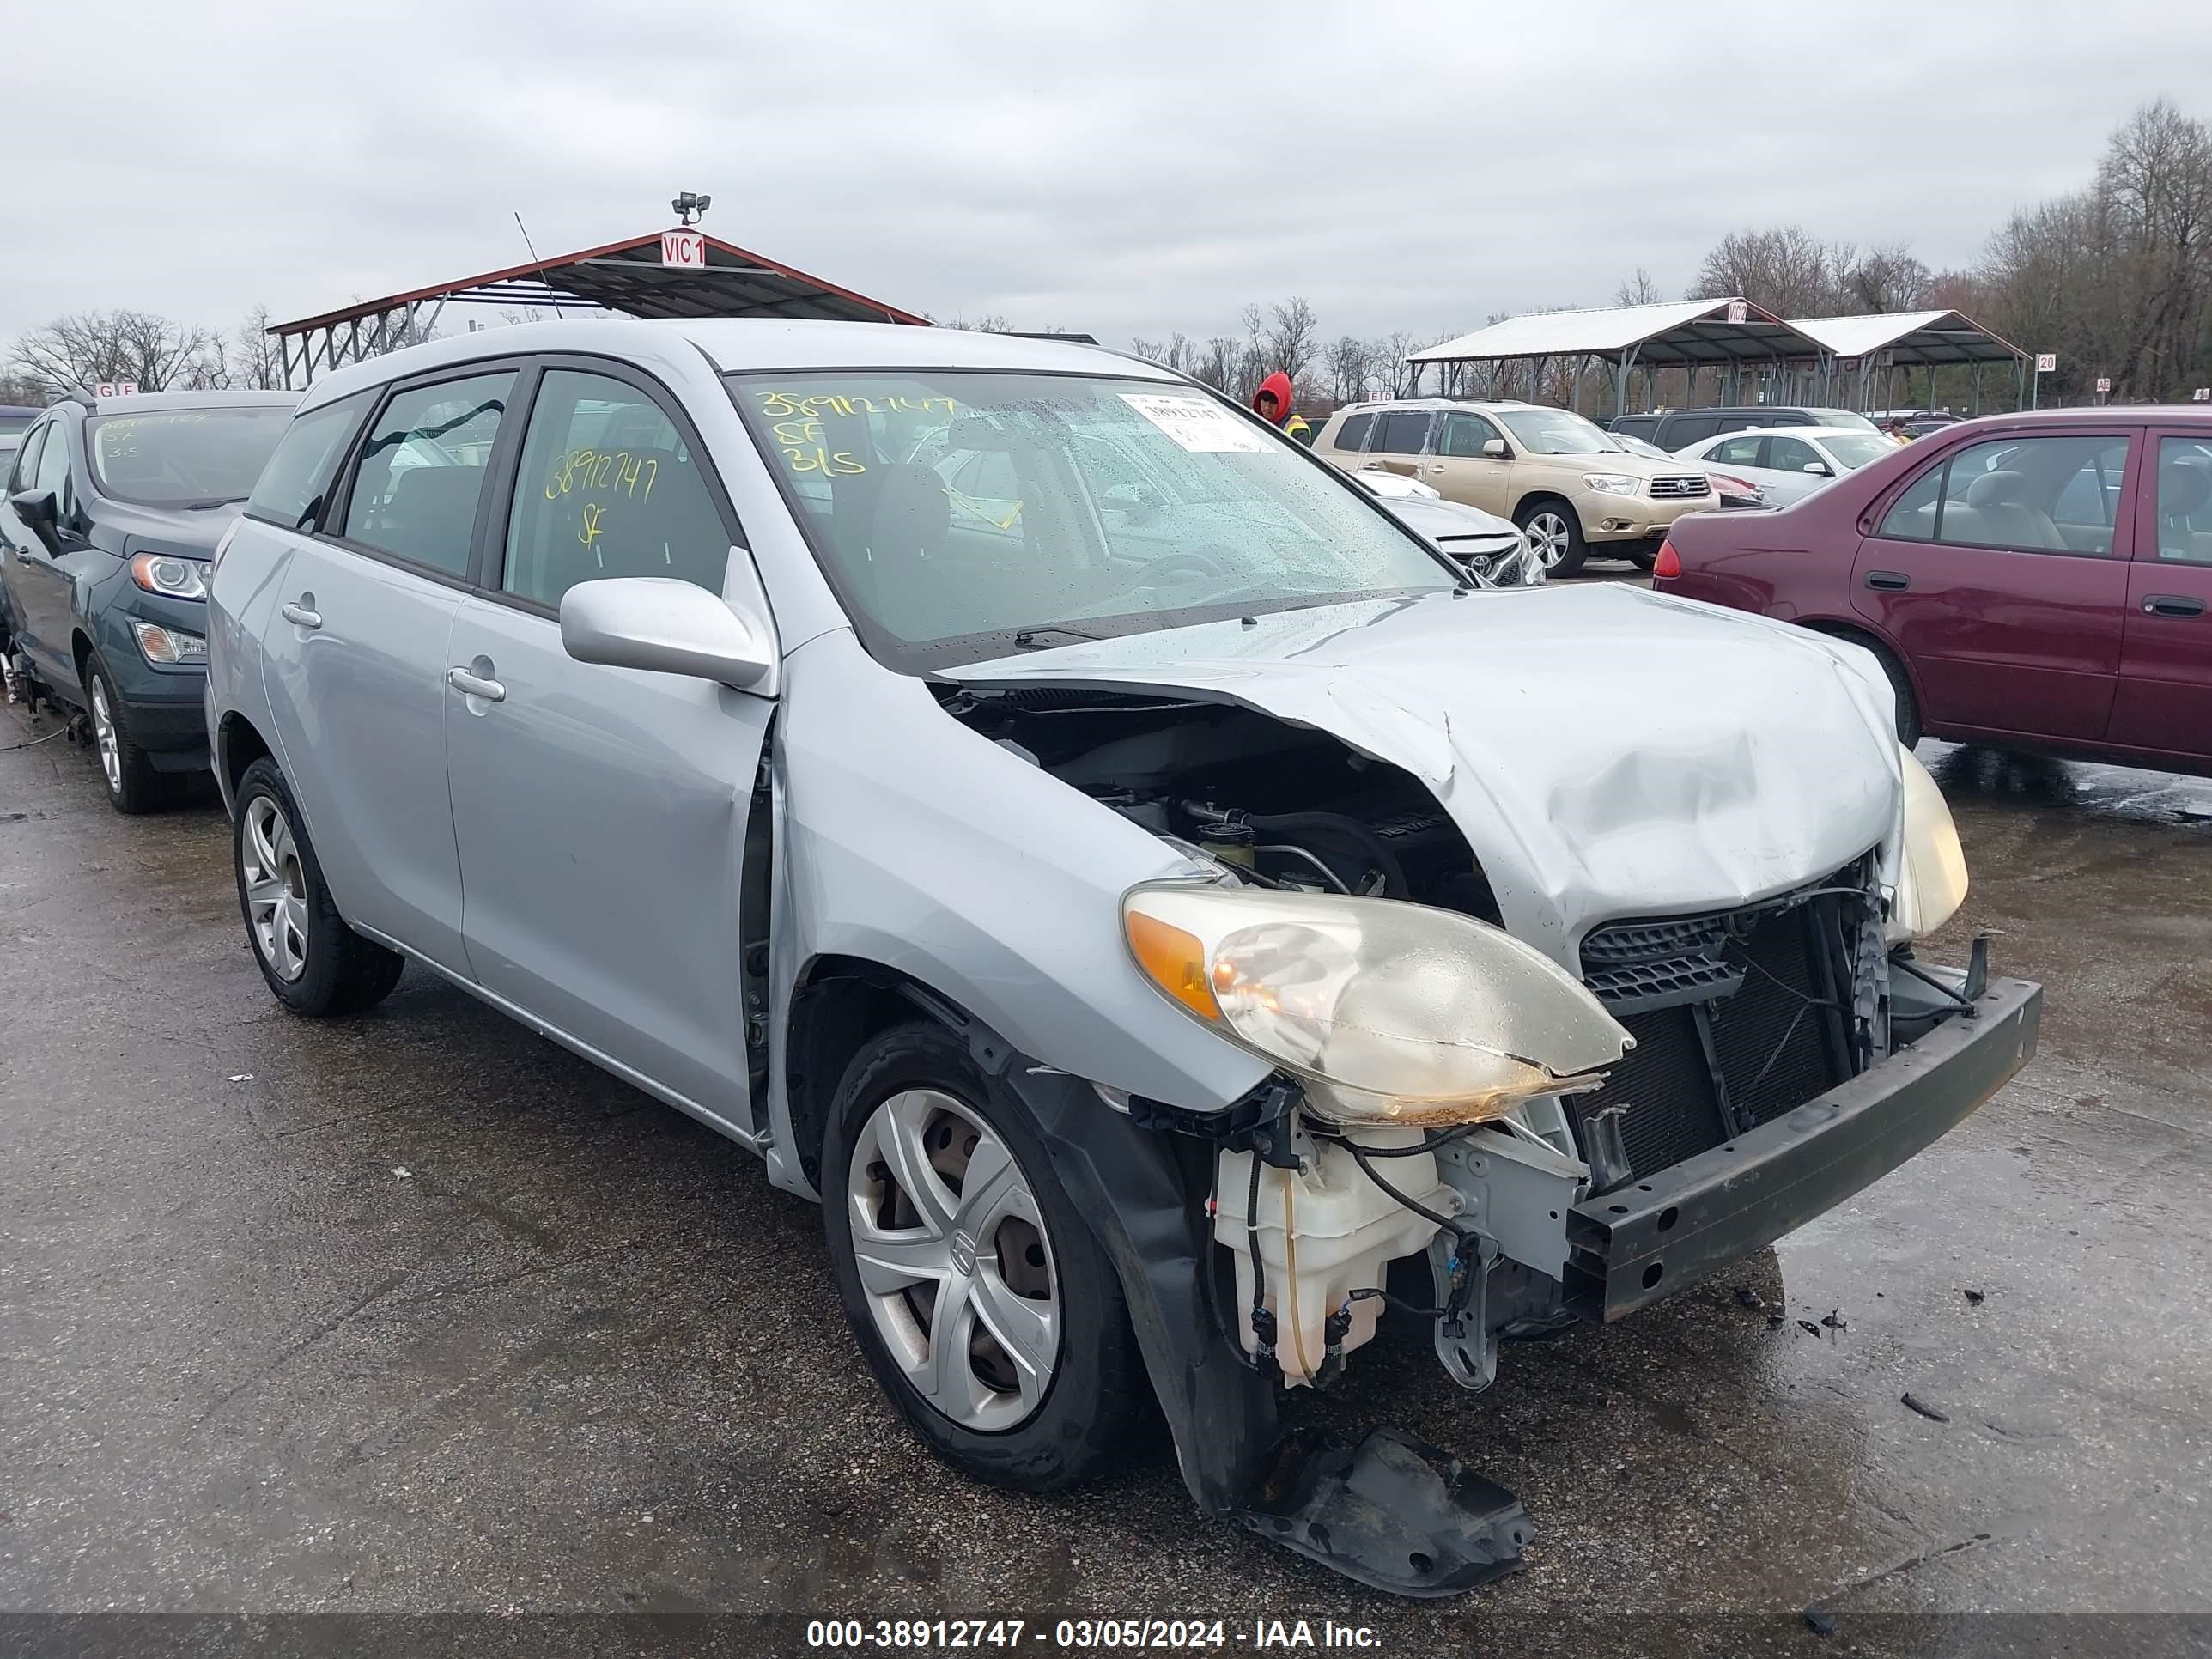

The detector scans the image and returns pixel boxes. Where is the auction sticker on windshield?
[1118,392,1273,453]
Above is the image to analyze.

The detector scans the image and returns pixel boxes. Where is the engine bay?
[935,682,1503,921]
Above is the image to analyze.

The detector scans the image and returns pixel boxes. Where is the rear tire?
[1515,499,1587,576]
[232,757,405,1016]
[1623,544,1660,573]
[821,1019,1148,1492]
[84,656,164,815]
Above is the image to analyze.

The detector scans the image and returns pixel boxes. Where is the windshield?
[1810,409,1879,431]
[0,412,34,438]
[1818,433,1896,470]
[1492,406,1622,456]
[1610,434,1670,460]
[730,369,1459,670]
[88,407,294,508]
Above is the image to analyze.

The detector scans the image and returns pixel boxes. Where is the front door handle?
[1418,462,1445,476]
[1864,569,1911,591]
[447,666,506,702]
[2143,593,2208,617]
[280,602,321,629]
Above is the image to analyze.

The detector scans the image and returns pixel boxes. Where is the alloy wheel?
[89,677,122,794]
[240,794,311,981]
[1525,511,1572,568]
[846,1087,1061,1432]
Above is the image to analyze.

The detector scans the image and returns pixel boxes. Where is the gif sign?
[94,380,138,398]
[660,229,708,270]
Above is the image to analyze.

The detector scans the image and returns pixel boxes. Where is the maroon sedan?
[1655,409,2212,775]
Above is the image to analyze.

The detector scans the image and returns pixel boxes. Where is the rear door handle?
[1864,569,1910,591]
[279,602,321,629]
[2143,593,2208,617]
[447,666,506,702]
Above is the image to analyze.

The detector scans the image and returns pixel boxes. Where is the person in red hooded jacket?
[1252,371,1311,445]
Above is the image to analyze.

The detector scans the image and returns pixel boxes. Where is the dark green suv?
[1,390,296,811]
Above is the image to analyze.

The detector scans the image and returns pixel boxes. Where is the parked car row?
[2,319,2039,1595]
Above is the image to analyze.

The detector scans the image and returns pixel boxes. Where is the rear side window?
[501,368,732,608]
[245,392,372,532]
[1706,434,1764,468]
[1376,410,1431,454]
[1331,412,1373,453]
[2157,438,2212,565]
[1663,416,1722,448]
[341,373,516,577]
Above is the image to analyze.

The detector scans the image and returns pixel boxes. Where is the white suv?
[1315,400,1715,574]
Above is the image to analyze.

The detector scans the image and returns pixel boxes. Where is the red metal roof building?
[269,229,927,387]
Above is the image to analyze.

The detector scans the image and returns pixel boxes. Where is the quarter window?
[246,392,373,533]
[2155,438,2212,565]
[342,372,516,577]
[502,369,731,607]
[1877,434,2129,555]
[1437,413,1504,458]
[1376,410,1431,455]
[1331,411,1373,453]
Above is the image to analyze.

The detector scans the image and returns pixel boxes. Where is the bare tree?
[1691,227,1844,316]
[1613,268,1664,306]
[1325,334,1372,402]
[1838,242,1934,314]
[9,309,220,397]
[1264,296,1321,388]
[234,304,288,390]
[934,313,1012,332]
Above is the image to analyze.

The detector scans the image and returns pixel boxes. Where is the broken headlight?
[1122,883,1631,1125]
[1888,744,1969,943]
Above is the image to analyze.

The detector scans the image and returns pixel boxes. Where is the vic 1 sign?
[94,380,138,398]
[660,229,708,269]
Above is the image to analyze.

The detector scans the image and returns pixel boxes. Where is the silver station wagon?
[205,319,2040,1596]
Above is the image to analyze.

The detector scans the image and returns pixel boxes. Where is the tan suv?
[1314,399,1714,575]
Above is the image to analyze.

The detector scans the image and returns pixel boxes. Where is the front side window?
[1767,435,1820,473]
[502,370,731,607]
[1817,434,1897,471]
[1375,410,1431,455]
[1437,413,1503,458]
[245,392,371,532]
[9,423,45,493]
[2155,438,2212,565]
[342,373,515,577]
[1877,434,2130,555]
[1492,407,1620,456]
[33,416,72,512]
[88,406,294,509]
[732,370,1455,671]
[1331,411,1373,453]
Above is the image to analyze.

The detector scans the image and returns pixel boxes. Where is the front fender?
[758,629,1267,1194]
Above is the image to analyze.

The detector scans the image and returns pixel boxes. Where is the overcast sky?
[9,1,2210,356]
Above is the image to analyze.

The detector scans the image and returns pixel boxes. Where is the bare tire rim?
[847,1087,1060,1432]
[240,794,311,981]
[89,676,121,793]
[1524,512,1571,568]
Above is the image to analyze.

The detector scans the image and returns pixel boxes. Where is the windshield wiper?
[179,496,247,510]
[1012,626,1103,649]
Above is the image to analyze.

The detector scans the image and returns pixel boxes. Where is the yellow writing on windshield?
[757,390,958,421]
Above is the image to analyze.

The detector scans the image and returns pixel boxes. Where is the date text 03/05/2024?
[803,1618,1385,1650]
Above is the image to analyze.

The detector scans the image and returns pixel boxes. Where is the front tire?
[84,656,163,814]
[822,1020,1148,1492]
[232,757,405,1016]
[1516,499,1587,576]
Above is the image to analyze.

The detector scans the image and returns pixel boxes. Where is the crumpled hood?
[949,583,1904,965]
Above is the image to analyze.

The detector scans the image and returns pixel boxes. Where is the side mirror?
[1803,462,1832,477]
[1481,438,1508,459]
[561,577,775,692]
[9,489,60,552]
[1101,481,1157,521]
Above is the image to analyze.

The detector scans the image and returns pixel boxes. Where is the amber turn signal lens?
[1126,910,1221,1021]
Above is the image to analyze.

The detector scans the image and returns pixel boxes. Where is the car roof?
[295,317,1186,410]
[1698,426,1874,442]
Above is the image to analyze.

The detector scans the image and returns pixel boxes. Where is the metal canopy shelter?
[1784,310,2027,415]
[1405,297,1830,416]
[269,230,928,388]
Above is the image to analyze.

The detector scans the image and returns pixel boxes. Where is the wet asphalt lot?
[3,578,2211,1653]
